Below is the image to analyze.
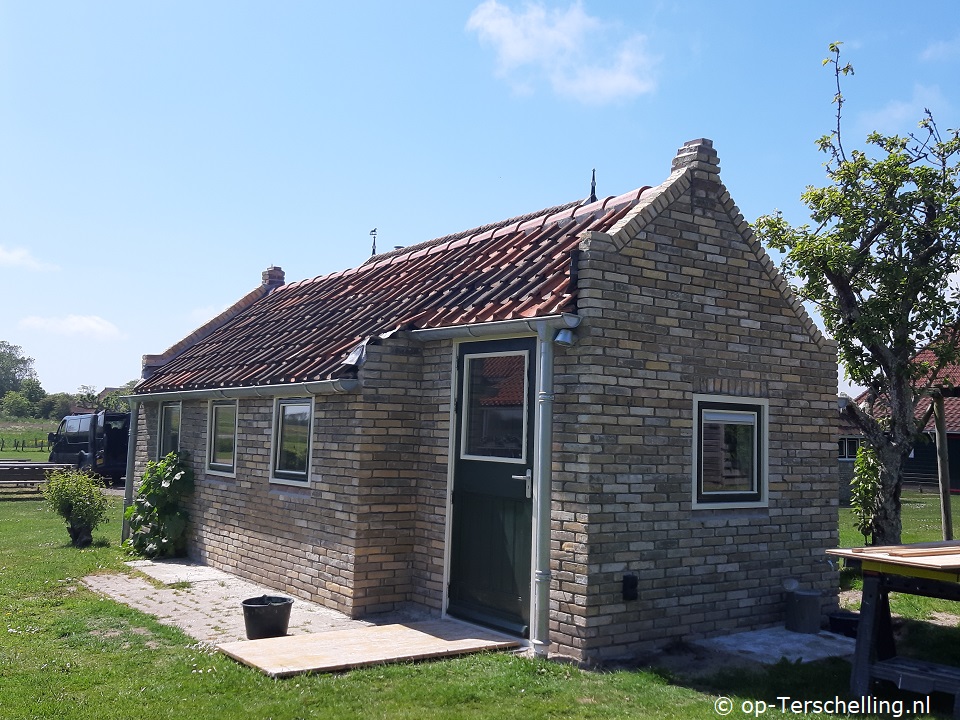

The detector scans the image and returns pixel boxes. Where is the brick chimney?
[262,265,285,289]
[671,138,720,174]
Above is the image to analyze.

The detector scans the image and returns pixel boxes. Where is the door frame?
[442,333,540,640]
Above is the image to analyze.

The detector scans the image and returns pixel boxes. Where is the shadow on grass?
[639,623,960,719]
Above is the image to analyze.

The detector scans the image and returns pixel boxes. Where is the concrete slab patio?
[219,620,521,678]
[82,558,520,677]
[82,558,855,678]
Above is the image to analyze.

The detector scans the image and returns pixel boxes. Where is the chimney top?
[671,138,720,173]
[262,266,285,288]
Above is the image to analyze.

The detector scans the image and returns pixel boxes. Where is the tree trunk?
[873,446,905,545]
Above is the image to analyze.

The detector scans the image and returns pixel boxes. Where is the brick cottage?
[128,139,839,663]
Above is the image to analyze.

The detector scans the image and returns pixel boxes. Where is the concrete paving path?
[82,558,391,645]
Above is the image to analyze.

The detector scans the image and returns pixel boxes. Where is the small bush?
[125,452,194,558]
[43,469,109,548]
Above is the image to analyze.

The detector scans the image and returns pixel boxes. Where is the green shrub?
[125,452,194,558]
[851,443,882,544]
[43,468,109,547]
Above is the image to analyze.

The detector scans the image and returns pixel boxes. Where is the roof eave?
[127,377,359,404]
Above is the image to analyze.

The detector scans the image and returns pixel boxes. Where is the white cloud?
[921,35,960,62]
[857,84,951,138]
[19,314,122,339]
[467,0,657,105]
[0,245,58,271]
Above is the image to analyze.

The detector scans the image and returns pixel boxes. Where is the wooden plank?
[844,540,960,554]
[829,545,960,571]
[218,620,521,678]
[886,545,960,557]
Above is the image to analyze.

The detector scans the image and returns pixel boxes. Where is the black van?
[48,411,130,483]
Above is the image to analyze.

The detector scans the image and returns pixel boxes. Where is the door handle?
[512,469,532,499]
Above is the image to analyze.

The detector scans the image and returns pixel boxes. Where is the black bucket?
[241,595,293,640]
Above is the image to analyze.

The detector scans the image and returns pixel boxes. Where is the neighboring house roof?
[851,345,960,434]
[136,187,651,394]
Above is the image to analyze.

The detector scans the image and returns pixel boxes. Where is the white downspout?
[121,398,141,543]
[531,326,558,657]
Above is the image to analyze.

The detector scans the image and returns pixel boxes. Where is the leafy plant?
[125,452,195,558]
[850,443,882,544]
[43,468,109,547]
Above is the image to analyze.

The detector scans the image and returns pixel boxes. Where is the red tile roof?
[136,187,651,394]
[852,345,960,433]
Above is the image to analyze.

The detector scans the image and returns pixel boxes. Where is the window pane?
[701,415,756,494]
[275,401,310,477]
[160,404,180,458]
[463,354,526,459]
[210,403,236,469]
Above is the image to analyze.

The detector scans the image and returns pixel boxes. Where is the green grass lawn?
[839,487,960,548]
[2,490,959,719]
[0,417,56,462]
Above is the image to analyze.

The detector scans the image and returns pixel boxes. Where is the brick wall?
[132,337,453,620]
[551,139,838,662]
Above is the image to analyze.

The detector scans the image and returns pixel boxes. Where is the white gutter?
[124,377,360,404]
[412,313,581,657]
[409,313,580,342]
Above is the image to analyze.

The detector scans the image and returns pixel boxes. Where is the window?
[839,437,861,461]
[208,400,238,475]
[693,395,768,508]
[272,398,312,483]
[159,402,181,458]
[461,351,529,462]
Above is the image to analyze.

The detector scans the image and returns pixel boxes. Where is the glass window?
[272,398,311,482]
[694,397,766,507]
[461,352,528,462]
[839,437,861,461]
[208,401,237,474]
[159,402,181,458]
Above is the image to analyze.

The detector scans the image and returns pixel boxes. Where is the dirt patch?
[632,641,766,680]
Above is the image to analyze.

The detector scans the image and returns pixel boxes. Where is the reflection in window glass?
[701,410,757,494]
[274,399,311,480]
[209,401,237,472]
[463,353,526,460]
[159,403,181,458]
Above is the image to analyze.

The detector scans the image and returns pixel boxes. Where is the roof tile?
[137,187,651,393]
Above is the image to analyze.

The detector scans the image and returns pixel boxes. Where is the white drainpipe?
[121,398,141,543]
[530,320,579,657]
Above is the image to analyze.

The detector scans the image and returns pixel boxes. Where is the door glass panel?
[462,353,527,461]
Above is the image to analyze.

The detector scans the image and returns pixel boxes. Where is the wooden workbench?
[828,542,960,717]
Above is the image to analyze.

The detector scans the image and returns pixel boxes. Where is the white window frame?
[839,436,861,462]
[158,401,181,460]
[459,350,530,465]
[692,394,768,509]
[207,399,238,477]
[270,397,313,486]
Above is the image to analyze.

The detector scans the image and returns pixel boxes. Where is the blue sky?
[2,1,958,395]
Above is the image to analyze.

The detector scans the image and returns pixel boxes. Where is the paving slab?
[219,620,522,677]
[692,626,856,664]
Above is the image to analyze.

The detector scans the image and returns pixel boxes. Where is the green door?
[448,337,536,636]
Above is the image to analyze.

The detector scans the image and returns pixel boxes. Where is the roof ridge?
[361,198,584,266]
